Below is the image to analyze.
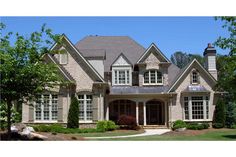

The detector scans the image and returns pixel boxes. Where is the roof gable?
[168,59,217,92]
[50,34,105,83]
[112,53,132,66]
[43,54,75,82]
[137,43,170,63]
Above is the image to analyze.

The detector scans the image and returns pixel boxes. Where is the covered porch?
[105,96,170,127]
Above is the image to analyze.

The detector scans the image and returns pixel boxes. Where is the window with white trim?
[35,94,58,121]
[191,70,199,84]
[78,94,93,121]
[59,49,68,64]
[183,96,209,120]
[113,70,131,85]
[144,70,163,85]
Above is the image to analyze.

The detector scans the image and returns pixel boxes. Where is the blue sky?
[1,17,229,59]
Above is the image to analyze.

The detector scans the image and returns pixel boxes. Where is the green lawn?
[93,129,236,141]
[73,129,144,137]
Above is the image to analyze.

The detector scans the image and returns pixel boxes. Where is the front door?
[146,101,164,125]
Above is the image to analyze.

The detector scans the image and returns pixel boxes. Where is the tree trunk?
[6,100,12,140]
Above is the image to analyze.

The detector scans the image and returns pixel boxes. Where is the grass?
[77,129,144,137]
[94,129,236,141]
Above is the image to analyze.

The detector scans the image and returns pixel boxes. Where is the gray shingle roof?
[75,36,146,72]
[110,86,169,95]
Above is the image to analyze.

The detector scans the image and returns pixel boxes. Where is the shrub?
[212,123,224,129]
[96,120,118,132]
[106,120,118,131]
[117,115,137,130]
[186,123,208,130]
[232,124,236,129]
[172,120,186,130]
[67,96,79,128]
[96,121,107,132]
[225,101,236,128]
[213,98,226,128]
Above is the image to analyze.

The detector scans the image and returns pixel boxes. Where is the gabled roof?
[111,53,132,67]
[168,59,217,93]
[75,36,146,72]
[50,34,105,83]
[137,43,170,63]
[43,54,75,82]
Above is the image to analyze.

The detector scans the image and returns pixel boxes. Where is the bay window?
[183,96,209,120]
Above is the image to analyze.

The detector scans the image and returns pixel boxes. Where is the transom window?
[183,96,209,120]
[35,94,58,121]
[144,70,163,85]
[78,94,93,121]
[114,70,130,85]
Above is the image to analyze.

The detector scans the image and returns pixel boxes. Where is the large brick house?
[22,34,219,128]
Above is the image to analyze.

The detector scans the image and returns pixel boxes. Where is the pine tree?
[67,96,79,128]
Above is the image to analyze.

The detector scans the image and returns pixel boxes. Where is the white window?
[58,48,68,64]
[78,94,93,122]
[113,69,131,85]
[183,96,209,121]
[144,70,163,85]
[35,94,58,121]
[191,70,199,84]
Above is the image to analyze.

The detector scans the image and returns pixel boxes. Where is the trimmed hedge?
[32,124,99,134]
[96,120,118,132]
[186,123,209,130]
[172,120,186,130]
[213,98,226,128]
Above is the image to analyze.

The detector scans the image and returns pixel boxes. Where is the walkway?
[84,129,170,139]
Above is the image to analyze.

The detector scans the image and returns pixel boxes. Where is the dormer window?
[59,48,68,65]
[191,70,199,84]
[144,70,163,85]
[114,69,130,85]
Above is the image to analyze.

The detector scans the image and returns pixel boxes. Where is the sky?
[0,17,230,59]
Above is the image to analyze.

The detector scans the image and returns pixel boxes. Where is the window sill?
[79,120,93,123]
[34,120,58,123]
[184,119,212,122]
[143,83,163,86]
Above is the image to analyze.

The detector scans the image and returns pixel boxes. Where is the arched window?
[144,70,163,85]
[59,48,68,64]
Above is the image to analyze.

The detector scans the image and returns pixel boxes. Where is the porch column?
[143,101,147,126]
[106,104,109,120]
[136,101,139,125]
[165,101,168,126]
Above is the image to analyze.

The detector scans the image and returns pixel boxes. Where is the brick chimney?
[203,43,217,80]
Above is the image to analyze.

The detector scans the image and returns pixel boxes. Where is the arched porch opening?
[109,99,136,123]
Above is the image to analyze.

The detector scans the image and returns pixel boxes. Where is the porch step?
[142,125,168,129]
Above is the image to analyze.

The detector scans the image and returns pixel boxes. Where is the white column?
[136,102,139,125]
[143,102,147,126]
[165,101,167,126]
[169,98,172,123]
[106,104,109,120]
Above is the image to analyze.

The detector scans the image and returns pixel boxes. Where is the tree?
[213,98,226,128]
[170,51,204,68]
[67,96,79,128]
[214,17,236,128]
[170,51,190,69]
[0,23,63,138]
